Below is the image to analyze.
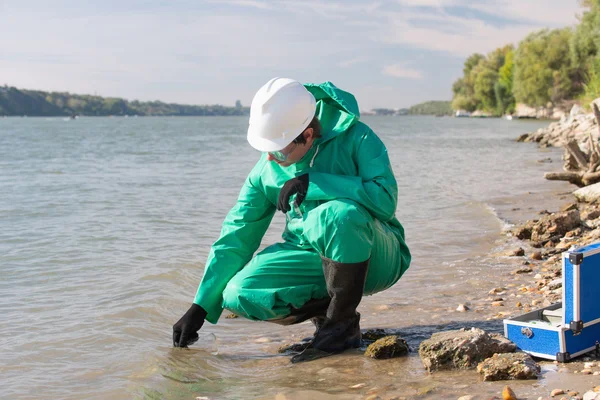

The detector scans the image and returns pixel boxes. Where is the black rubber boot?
[267,297,330,326]
[277,316,325,354]
[291,258,369,363]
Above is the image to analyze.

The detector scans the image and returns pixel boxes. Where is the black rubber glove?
[277,174,309,213]
[173,303,208,348]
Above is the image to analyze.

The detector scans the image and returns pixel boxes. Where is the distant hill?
[0,86,249,117]
[408,101,453,116]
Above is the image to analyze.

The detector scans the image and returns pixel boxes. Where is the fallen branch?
[545,102,600,187]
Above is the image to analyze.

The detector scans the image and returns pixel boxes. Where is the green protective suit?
[194,82,411,324]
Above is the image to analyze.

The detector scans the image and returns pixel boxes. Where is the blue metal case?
[503,243,600,361]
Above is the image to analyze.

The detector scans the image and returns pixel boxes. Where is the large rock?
[418,328,516,372]
[512,209,581,243]
[574,182,600,203]
[530,209,581,242]
[476,352,540,381]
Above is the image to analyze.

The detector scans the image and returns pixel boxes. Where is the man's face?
[266,128,314,167]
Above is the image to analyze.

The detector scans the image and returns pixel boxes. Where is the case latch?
[569,252,583,265]
[521,327,534,338]
[570,320,584,335]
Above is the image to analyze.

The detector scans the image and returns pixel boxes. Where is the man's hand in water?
[173,303,207,347]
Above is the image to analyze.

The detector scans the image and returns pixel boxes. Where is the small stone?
[514,267,533,274]
[511,248,525,256]
[548,279,562,290]
[502,385,517,400]
[551,389,565,396]
[584,391,600,400]
[531,252,543,260]
[364,336,409,359]
[350,383,366,389]
[456,304,469,312]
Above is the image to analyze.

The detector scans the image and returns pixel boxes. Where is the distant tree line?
[370,101,452,116]
[0,86,249,117]
[408,101,453,116]
[452,0,600,116]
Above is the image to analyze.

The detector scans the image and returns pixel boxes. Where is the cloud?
[0,0,585,108]
[382,63,423,79]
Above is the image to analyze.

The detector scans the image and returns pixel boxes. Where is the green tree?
[513,28,578,107]
[571,0,600,69]
[473,65,499,112]
[496,48,516,114]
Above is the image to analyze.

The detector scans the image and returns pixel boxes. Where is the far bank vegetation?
[452,0,600,117]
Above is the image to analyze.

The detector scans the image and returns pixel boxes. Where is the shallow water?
[0,116,574,399]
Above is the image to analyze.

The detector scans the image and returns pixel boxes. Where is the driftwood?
[545,103,600,187]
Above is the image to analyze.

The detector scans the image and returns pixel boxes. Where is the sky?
[0,0,586,110]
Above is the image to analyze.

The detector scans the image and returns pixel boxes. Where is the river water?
[0,116,575,399]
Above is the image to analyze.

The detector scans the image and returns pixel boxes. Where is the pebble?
[551,389,565,396]
[584,391,600,400]
[502,385,517,400]
[531,252,543,260]
[456,304,469,312]
[514,267,533,274]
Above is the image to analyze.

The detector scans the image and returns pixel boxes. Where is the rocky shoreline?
[467,109,600,399]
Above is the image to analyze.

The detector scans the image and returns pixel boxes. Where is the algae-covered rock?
[364,335,409,359]
[477,352,540,381]
[418,328,516,372]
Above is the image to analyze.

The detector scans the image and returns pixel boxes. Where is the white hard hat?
[247,77,316,152]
